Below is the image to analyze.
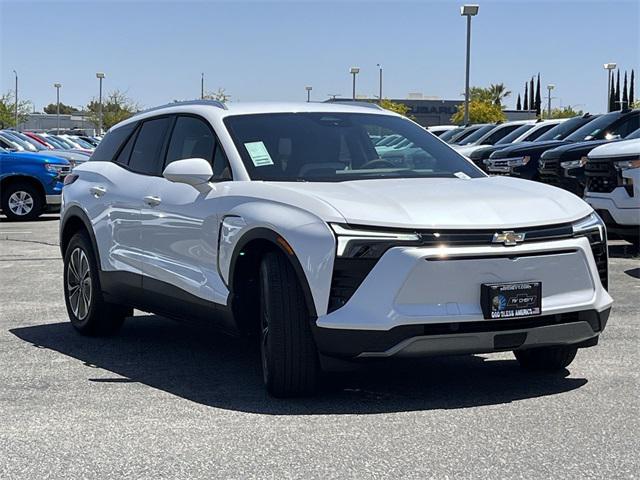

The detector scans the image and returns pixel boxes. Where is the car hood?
[588,138,640,159]
[540,139,612,160]
[454,144,491,157]
[491,140,568,158]
[1,151,69,165]
[268,176,592,229]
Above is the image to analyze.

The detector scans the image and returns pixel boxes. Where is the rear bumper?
[314,309,609,359]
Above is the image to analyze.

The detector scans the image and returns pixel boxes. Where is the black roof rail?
[134,99,227,117]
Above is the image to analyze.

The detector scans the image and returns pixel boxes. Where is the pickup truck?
[0,147,71,221]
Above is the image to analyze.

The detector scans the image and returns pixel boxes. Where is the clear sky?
[1,0,638,114]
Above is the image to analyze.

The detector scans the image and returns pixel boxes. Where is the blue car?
[0,147,71,220]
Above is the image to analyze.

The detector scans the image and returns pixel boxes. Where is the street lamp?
[201,72,205,99]
[376,64,383,102]
[305,86,313,102]
[53,83,62,134]
[460,4,479,124]
[546,84,555,118]
[12,70,18,130]
[603,63,616,112]
[96,72,105,134]
[350,67,360,100]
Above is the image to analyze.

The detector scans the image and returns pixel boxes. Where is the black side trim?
[313,309,608,358]
[228,227,317,318]
[100,270,237,336]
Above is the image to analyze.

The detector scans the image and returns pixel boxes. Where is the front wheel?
[63,232,131,336]
[1,181,44,221]
[514,345,578,371]
[259,251,319,397]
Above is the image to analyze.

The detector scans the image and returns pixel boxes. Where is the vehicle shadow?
[609,242,639,259]
[0,214,60,223]
[11,316,587,415]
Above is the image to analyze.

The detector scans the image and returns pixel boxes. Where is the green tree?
[542,106,584,119]
[86,90,139,131]
[43,102,78,115]
[469,86,494,103]
[379,99,411,117]
[451,100,506,124]
[488,83,511,106]
[0,91,32,129]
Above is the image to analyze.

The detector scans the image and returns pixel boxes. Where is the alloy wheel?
[8,191,34,216]
[67,248,92,321]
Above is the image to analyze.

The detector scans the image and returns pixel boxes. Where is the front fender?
[218,201,337,317]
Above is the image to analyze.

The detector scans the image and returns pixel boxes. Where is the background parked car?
[537,111,640,195]
[584,134,640,249]
[453,120,534,157]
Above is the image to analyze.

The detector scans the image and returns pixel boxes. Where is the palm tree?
[489,83,511,106]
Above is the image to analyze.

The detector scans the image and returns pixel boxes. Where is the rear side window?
[90,122,137,161]
[128,117,173,175]
[165,116,215,166]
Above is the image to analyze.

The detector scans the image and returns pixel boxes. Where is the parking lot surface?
[0,215,638,479]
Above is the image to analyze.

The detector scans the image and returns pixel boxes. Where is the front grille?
[538,159,563,187]
[585,159,619,193]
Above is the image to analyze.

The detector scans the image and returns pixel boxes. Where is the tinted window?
[212,143,232,181]
[224,112,483,182]
[482,124,522,145]
[522,122,556,141]
[537,116,597,141]
[626,128,640,140]
[128,117,172,175]
[90,122,137,161]
[438,127,465,142]
[495,124,533,145]
[114,127,138,165]
[611,113,640,138]
[455,124,495,145]
[165,116,215,167]
[565,113,626,142]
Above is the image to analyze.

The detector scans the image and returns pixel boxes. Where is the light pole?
[376,64,383,102]
[603,63,616,112]
[350,67,360,100]
[96,72,105,134]
[201,72,204,99]
[546,84,555,118]
[460,4,479,124]
[54,83,62,134]
[12,70,18,130]
[305,86,312,102]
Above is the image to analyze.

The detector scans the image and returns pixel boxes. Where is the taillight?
[64,174,79,186]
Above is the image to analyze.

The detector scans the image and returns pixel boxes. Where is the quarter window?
[128,117,172,175]
[91,121,137,162]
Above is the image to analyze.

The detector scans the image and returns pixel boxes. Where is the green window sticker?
[244,141,274,167]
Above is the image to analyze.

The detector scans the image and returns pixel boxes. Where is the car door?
[139,115,233,314]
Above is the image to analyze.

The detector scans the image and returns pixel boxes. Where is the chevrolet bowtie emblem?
[492,230,525,246]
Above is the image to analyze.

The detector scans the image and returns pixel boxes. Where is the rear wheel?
[1,181,44,221]
[514,345,578,371]
[63,231,131,336]
[259,251,319,397]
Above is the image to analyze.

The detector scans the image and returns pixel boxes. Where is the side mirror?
[162,158,213,189]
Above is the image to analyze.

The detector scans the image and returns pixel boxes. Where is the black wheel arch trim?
[227,226,318,318]
[59,205,102,269]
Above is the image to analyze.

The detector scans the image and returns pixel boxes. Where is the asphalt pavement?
[0,215,638,479]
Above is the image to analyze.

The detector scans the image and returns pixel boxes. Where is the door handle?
[89,185,106,197]
[143,195,162,207]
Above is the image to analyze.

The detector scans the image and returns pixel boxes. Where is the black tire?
[259,250,319,397]
[63,231,131,336]
[1,181,44,221]
[514,345,578,371]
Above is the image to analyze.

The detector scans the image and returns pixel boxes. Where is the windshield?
[626,128,640,140]
[455,124,496,145]
[495,124,533,145]
[564,113,624,142]
[224,112,484,182]
[438,127,465,142]
[536,116,597,141]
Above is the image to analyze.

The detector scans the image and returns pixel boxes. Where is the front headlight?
[45,163,69,178]
[560,157,588,170]
[572,212,606,243]
[330,223,421,258]
[614,158,640,170]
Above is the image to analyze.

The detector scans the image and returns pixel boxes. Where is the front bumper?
[45,194,62,205]
[586,188,640,228]
[314,237,613,359]
[314,309,609,358]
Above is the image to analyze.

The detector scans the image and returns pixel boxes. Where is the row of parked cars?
[428,109,640,247]
[0,129,99,220]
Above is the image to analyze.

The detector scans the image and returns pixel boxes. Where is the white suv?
[60,100,613,397]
